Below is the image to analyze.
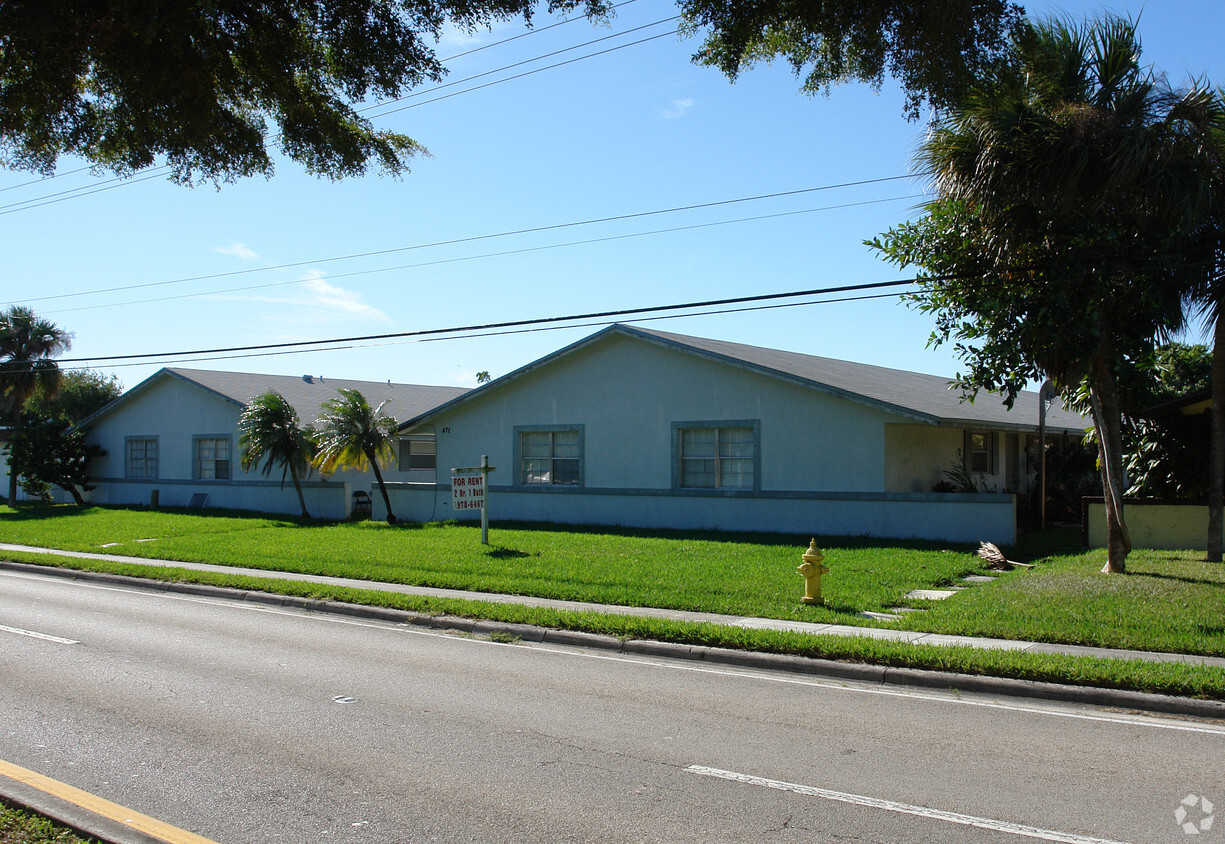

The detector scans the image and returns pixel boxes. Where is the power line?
[367,18,680,119]
[18,175,915,305]
[0,165,92,194]
[60,288,911,372]
[363,4,660,114]
[48,193,924,314]
[0,169,170,217]
[51,278,918,367]
[434,0,638,64]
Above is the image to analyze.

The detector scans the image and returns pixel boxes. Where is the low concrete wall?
[1084,498,1209,551]
[84,478,355,521]
[379,484,1016,544]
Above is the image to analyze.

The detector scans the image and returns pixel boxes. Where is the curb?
[8,560,1225,723]
[0,781,167,844]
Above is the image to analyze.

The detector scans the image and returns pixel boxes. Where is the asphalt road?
[2,567,1223,843]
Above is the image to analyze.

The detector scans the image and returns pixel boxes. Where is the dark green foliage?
[314,388,399,523]
[238,390,317,518]
[1119,344,1214,499]
[0,0,606,184]
[871,15,1225,571]
[1,305,72,502]
[680,0,1023,117]
[24,369,122,426]
[1037,437,1100,523]
[7,418,101,504]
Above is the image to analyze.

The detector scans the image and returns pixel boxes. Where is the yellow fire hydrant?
[797,538,829,605]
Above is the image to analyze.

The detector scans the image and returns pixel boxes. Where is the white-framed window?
[399,435,437,471]
[517,427,581,486]
[125,437,158,479]
[676,423,756,490]
[194,436,231,481]
[965,431,998,475]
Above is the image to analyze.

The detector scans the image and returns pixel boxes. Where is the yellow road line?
[0,758,219,844]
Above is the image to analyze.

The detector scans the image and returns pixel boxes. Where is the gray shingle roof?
[400,324,1089,435]
[628,325,1088,433]
[83,368,468,428]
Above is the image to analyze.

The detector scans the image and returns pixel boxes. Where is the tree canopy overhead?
[679,0,1024,116]
[0,0,605,184]
[872,15,1224,572]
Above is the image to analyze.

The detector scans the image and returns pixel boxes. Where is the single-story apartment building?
[384,324,1088,544]
[77,368,469,520]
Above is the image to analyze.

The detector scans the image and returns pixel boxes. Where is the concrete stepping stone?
[904,588,959,601]
[858,610,902,621]
[962,575,996,583]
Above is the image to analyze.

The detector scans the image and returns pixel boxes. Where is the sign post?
[451,455,496,544]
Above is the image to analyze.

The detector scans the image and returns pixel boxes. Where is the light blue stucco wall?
[389,334,1017,543]
[82,375,366,519]
[424,333,899,492]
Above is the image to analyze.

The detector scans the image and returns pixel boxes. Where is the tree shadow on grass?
[468,519,978,554]
[1131,570,1225,589]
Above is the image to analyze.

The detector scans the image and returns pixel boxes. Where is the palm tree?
[913,15,1217,572]
[0,306,72,503]
[238,390,316,519]
[313,388,400,524]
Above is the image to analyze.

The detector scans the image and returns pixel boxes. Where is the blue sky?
[3,0,1224,397]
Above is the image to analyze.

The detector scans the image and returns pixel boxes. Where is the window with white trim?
[520,429,581,486]
[195,436,231,480]
[964,431,998,475]
[678,425,755,489]
[125,438,158,479]
[398,436,437,471]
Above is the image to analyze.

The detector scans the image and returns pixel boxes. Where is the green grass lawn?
[4,503,1225,699]
[0,805,98,844]
[0,503,986,621]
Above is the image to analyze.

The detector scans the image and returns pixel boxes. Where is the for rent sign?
[451,471,485,511]
[451,455,495,544]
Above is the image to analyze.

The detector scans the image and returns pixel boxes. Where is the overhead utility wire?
[435,0,638,62]
[52,279,917,366]
[49,194,923,314]
[21,175,914,305]
[0,165,92,193]
[367,16,679,117]
[362,0,644,111]
[0,169,170,217]
[370,26,679,117]
[67,290,906,371]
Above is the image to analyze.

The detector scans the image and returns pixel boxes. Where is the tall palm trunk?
[289,462,310,520]
[7,402,21,503]
[367,448,397,524]
[1208,306,1225,562]
[1090,351,1131,573]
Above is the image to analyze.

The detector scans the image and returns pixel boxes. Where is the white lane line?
[7,570,1225,737]
[686,765,1135,844]
[0,623,79,645]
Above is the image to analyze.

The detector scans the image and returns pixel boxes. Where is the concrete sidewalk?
[4,541,1224,670]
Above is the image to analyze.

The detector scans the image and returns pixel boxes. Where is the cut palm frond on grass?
[977,541,1034,570]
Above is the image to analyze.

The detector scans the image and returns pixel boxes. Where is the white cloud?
[297,274,390,322]
[209,270,391,329]
[214,242,260,262]
[657,98,695,119]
